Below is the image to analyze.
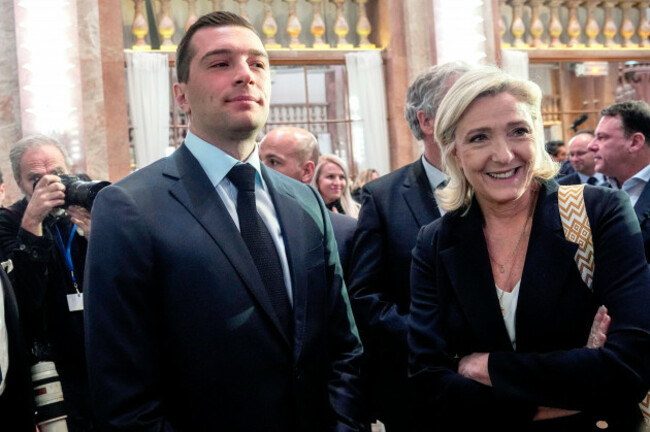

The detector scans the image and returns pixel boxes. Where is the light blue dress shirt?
[614,164,650,209]
[421,155,447,216]
[184,132,293,305]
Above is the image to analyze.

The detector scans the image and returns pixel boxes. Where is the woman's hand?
[587,305,610,349]
[458,352,491,386]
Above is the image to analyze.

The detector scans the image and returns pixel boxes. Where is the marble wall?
[0,0,22,204]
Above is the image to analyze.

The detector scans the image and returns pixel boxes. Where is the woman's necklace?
[483,191,536,276]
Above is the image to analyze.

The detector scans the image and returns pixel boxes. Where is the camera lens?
[31,361,69,432]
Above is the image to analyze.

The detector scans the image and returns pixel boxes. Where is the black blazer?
[409,181,650,431]
[634,180,650,263]
[328,210,357,278]
[347,158,441,425]
[557,171,582,185]
[0,266,34,431]
[84,144,365,432]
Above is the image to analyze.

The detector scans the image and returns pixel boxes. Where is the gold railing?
[126,0,379,52]
[499,0,650,49]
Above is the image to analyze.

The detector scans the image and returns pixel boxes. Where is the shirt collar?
[420,155,447,190]
[184,131,264,188]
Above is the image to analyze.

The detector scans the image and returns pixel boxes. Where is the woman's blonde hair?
[312,153,360,218]
[434,65,559,213]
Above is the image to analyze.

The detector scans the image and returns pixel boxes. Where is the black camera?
[33,174,111,211]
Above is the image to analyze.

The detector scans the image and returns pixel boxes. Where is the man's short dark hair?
[601,100,650,145]
[176,11,258,84]
[545,140,565,156]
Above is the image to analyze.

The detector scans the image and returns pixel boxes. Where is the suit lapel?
[165,145,291,346]
[440,203,513,350]
[515,182,579,350]
[402,160,441,228]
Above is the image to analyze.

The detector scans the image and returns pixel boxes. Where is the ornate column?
[567,0,585,47]
[158,0,176,51]
[498,0,509,47]
[309,0,329,48]
[548,0,564,47]
[185,0,198,30]
[619,0,637,46]
[261,0,281,49]
[585,0,602,47]
[211,0,224,10]
[508,0,526,47]
[529,0,545,47]
[638,0,650,47]
[235,0,250,21]
[132,0,150,50]
[285,0,306,48]
[602,0,619,46]
[332,0,353,48]
[354,0,375,48]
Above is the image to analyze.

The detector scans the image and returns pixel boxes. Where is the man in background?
[346,62,471,431]
[588,100,650,260]
[0,134,94,432]
[259,126,357,275]
[558,130,606,186]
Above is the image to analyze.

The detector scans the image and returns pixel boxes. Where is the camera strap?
[53,224,79,294]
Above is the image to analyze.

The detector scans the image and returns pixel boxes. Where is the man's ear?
[629,132,647,153]
[417,110,434,136]
[301,161,315,184]
[173,82,191,115]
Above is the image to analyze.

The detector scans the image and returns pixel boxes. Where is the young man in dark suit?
[346,62,471,431]
[84,12,365,432]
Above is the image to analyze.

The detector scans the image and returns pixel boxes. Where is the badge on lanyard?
[54,225,83,312]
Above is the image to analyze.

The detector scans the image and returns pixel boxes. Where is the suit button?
[596,420,608,429]
[294,368,303,381]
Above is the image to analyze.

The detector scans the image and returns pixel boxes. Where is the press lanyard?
[54,224,80,294]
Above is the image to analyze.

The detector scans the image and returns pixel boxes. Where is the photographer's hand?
[22,175,65,236]
[67,205,91,237]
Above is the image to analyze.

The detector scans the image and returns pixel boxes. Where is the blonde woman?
[408,66,650,431]
[312,154,360,218]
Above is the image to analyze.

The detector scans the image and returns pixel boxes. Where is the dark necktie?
[227,164,293,337]
[587,176,598,185]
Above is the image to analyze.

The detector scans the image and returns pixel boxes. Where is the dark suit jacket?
[347,158,441,426]
[84,144,365,432]
[557,171,582,185]
[409,181,650,431]
[634,180,650,263]
[0,266,34,431]
[328,210,357,278]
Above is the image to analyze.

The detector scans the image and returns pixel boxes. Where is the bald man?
[260,127,357,276]
[558,130,606,186]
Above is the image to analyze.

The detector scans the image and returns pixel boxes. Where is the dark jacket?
[347,158,441,428]
[409,180,650,431]
[0,265,35,431]
[84,144,365,431]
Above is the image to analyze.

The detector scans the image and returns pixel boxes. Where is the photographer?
[0,135,96,432]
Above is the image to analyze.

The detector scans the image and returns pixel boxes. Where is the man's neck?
[191,128,259,162]
[422,136,442,170]
[611,152,650,186]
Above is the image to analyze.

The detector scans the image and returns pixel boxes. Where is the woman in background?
[312,154,360,218]
[408,66,650,431]
[350,168,379,203]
